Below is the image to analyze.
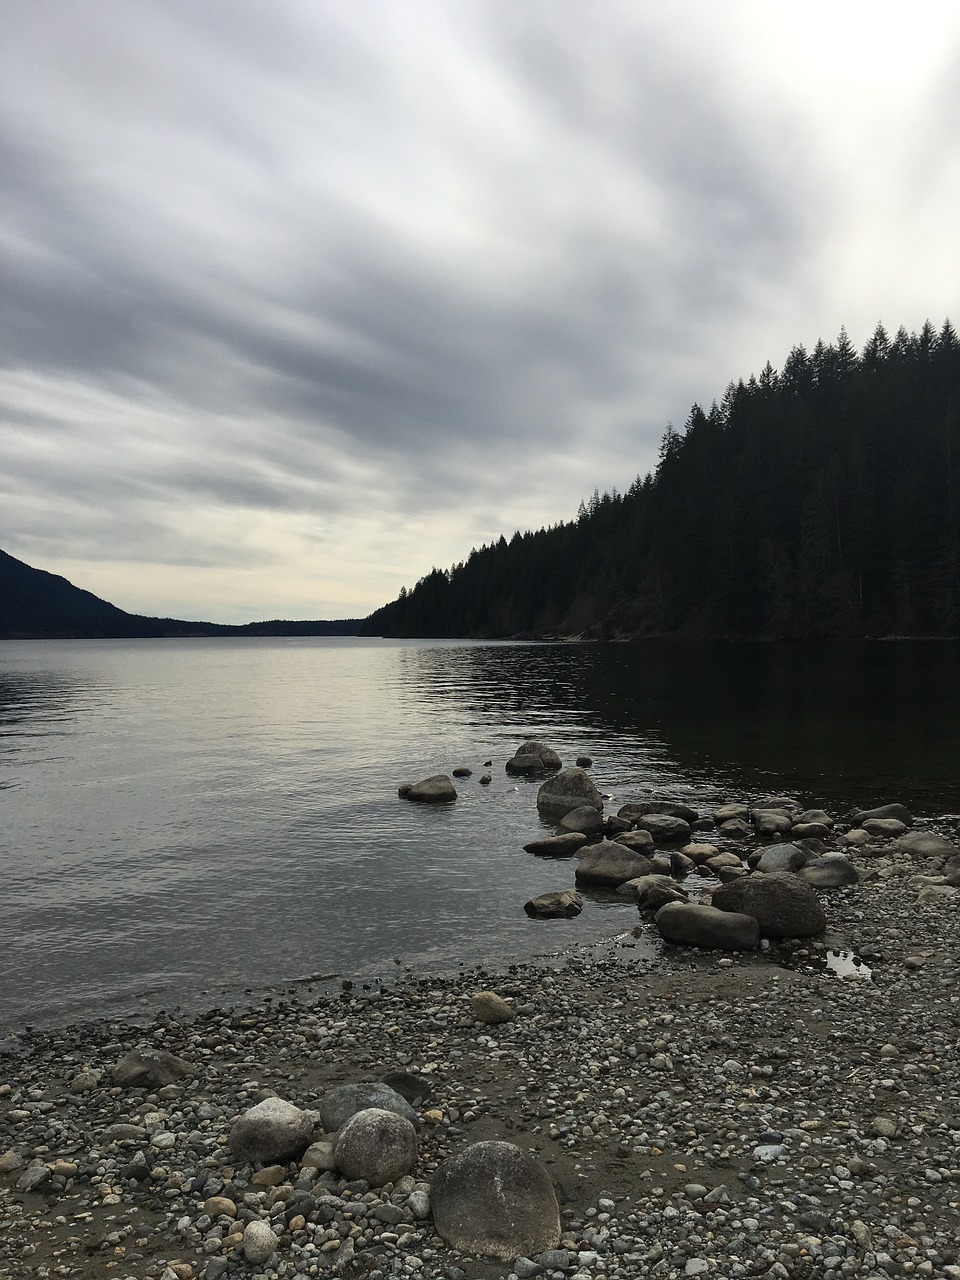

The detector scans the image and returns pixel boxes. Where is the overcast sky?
[2,0,959,622]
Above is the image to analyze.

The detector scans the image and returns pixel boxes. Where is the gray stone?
[242,1220,278,1265]
[401,774,457,803]
[800,854,859,887]
[855,803,915,826]
[896,830,960,859]
[633,876,689,912]
[536,768,603,820]
[431,1141,560,1262]
[334,1107,418,1186]
[557,805,605,837]
[228,1097,314,1163]
[319,1082,419,1133]
[863,817,907,838]
[575,841,653,887]
[523,832,589,857]
[634,813,692,843]
[471,991,515,1024]
[113,1049,194,1090]
[300,1140,337,1171]
[756,843,813,873]
[506,741,562,774]
[524,889,583,918]
[655,902,759,951]
[753,810,793,837]
[712,871,826,938]
[613,829,655,851]
[712,803,751,824]
[618,800,700,824]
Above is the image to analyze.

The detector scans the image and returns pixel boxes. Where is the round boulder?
[712,871,826,938]
[575,841,653,887]
[536,768,603,820]
[431,1141,560,1262]
[243,1221,279,1266]
[229,1097,314,1164]
[334,1108,418,1186]
[505,741,563,775]
[655,902,759,950]
[319,1082,419,1133]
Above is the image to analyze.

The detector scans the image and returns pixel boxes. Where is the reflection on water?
[0,637,955,1031]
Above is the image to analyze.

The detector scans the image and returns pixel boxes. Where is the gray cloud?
[1,0,958,619]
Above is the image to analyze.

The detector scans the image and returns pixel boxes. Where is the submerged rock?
[536,768,603,820]
[524,889,583,918]
[400,774,457,803]
[505,740,562,775]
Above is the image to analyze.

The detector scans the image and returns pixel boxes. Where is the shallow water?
[1,636,956,1030]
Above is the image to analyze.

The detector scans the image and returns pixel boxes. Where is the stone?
[431,1141,560,1262]
[536,768,603,820]
[682,843,719,862]
[575,841,653,886]
[401,774,457,803]
[300,1140,337,1171]
[618,800,700,824]
[797,808,834,827]
[613,829,655,851]
[250,1164,286,1185]
[242,1220,278,1266]
[228,1097,314,1164]
[863,817,907,838]
[756,843,813,873]
[319,1082,419,1132]
[800,854,859,887]
[524,890,583,918]
[655,902,759,951]
[634,813,692,843]
[753,810,793,837]
[790,822,833,840]
[719,818,752,837]
[203,1196,237,1218]
[712,871,826,938]
[896,830,960,859]
[842,827,873,846]
[113,1049,194,1090]
[575,755,593,768]
[523,832,589,857]
[334,1107,418,1186]
[471,991,515,1024]
[381,1070,434,1104]
[713,803,751,824]
[632,876,689,912]
[70,1070,98,1092]
[452,766,472,778]
[505,740,563,774]
[556,805,605,837]
[0,1148,24,1172]
[854,803,915,826]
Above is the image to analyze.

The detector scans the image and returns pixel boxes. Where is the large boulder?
[229,1098,314,1164]
[575,841,653,887]
[712,872,826,938]
[400,775,457,803]
[524,890,583,918]
[505,741,562,775]
[655,902,759,950]
[536,769,603,820]
[319,1082,419,1133]
[334,1108,418,1186]
[634,813,692,844]
[112,1049,194,1090]
[431,1141,560,1262]
[800,854,859,888]
[523,832,589,857]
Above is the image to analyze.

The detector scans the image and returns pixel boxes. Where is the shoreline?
[2,827,960,1280]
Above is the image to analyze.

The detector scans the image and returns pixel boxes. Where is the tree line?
[364,320,960,640]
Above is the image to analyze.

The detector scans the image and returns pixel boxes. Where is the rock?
[800,854,859,887]
[431,1141,560,1262]
[505,740,563,775]
[843,827,873,846]
[557,805,605,837]
[228,1097,314,1164]
[575,841,653,887]
[0,1149,24,1173]
[682,843,719,862]
[797,808,834,827]
[854,803,915,826]
[633,876,689,912]
[863,817,907,838]
[471,991,515,1024]
[634,813,692,843]
[613,829,655,851]
[618,801,700,824]
[655,902,759,951]
[319,1082,419,1132]
[300,1141,337,1170]
[712,871,826,938]
[70,1070,99,1092]
[944,855,960,886]
[381,1070,434,1104]
[536,768,603,820]
[452,766,472,778]
[713,803,751,824]
[756,843,813,873]
[479,773,492,785]
[113,1049,195,1090]
[753,810,793,837]
[334,1107,418,1186]
[524,890,583,918]
[401,774,457,803]
[242,1220,278,1266]
[790,822,833,840]
[203,1196,238,1218]
[16,1164,51,1191]
[719,818,752,837]
[575,755,593,767]
[896,830,960,859]
[523,832,589,857]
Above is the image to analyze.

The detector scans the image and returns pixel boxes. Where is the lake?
[1,636,958,1033]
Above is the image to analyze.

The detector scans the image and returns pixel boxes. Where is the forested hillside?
[365,319,960,639]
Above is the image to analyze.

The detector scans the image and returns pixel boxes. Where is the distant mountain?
[365,318,960,640]
[0,549,362,639]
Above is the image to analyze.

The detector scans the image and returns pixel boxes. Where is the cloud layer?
[2,0,959,620]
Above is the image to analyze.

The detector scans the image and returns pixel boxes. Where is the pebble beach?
[3,807,960,1280]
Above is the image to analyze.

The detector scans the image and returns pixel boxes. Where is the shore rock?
[614,829,655,851]
[712,871,826,938]
[431,1141,561,1262]
[800,853,860,887]
[228,1097,314,1164]
[895,830,959,859]
[471,991,515,1024]
[655,901,759,950]
[401,774,457,803]
[863,817,907,838]
[756,843,813,873]
[320,1082,419,1132]
[113,1049,194,1090]
[575,841,653,887]
[536,768,603,820]
[333,1107,418,1186]
[242,1220,278,1265]
[618,800,700,824]
[505,740,563,775]
[523,832,589,857]
[524,890,583,918]
[855,802,915,826]
[634,813,692,843]
[557,804,605,837]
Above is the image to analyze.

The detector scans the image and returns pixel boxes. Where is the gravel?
[2,809,960,1280]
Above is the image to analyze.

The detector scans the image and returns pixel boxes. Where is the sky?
[2,1,959,623]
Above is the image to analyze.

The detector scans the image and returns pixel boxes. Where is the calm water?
[1,637,958,1032]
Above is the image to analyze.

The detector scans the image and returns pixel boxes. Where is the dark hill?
[364,318,960,640]
[0,549,362,639]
